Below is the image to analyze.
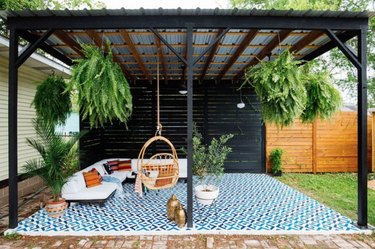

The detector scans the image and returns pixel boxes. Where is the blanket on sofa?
[102,176,126,197]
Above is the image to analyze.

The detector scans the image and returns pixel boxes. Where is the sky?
[102,0,230,9]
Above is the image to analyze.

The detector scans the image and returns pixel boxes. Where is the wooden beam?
[155,36,168,82]
[290,31,324,54]
[216,29,258,81]
[54,30,84,56]
[119,29,152,82]
[85,29,134,81]
[200,29,225,81]
[234,29,292,81]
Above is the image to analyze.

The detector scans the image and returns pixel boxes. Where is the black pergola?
[0,8,372,230]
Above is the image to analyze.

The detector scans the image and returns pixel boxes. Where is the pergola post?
[8,28,19,229]
[186,23,194,228]
[7,28,55,229]
[357,26,368,228]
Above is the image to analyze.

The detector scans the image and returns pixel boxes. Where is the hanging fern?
[32,75,71,125]
[242,50,306,128]
[300,68,342,123]
[68,44,132,128]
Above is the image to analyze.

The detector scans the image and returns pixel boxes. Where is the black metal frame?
[5,12,369,230]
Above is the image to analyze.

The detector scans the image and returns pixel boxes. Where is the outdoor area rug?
[15,174,360,235]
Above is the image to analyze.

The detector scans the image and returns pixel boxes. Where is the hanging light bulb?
[237,89,245,109]
[179,83,187,95]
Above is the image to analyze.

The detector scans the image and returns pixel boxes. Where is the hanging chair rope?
[135,47,179,196]
[156,49,162,136]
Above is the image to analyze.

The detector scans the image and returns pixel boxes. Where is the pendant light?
[237,89,245,109]
[179,83,187,95]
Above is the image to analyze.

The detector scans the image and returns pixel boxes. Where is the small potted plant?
[270,148,284,176]
[23,119,81,218]
[184,126,233,205]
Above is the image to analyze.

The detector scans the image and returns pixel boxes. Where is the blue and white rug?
[16,174,360,235]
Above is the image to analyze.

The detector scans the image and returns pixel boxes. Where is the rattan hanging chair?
[137,136,179,190]
[135,50,179,193]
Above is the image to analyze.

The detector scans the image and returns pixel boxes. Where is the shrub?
[270,148,284,174]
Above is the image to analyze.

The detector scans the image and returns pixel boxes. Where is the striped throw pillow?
[90,168,103,182]
[107,160,119,171]
[83,171,102,188]
[118,159,132,171]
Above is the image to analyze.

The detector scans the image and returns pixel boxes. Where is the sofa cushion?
[62,173,85,194]
[111,170,131,183]
[62,182,117,201]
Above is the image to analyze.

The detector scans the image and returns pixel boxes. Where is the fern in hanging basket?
[300,68,342,123]
[68,44,132,128]
[242,50,306,127]
[33,75,71,125]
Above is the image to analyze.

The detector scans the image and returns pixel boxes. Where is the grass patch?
[278,173,375,226]
[4,232,21,240]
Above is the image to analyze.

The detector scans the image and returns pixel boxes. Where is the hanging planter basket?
[242,50,306,128]
[68,44,133,128]
[33,75,71,125]
[300,68,342,123]
[241,50,342,127]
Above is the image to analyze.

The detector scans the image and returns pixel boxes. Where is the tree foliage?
[231,0,374,106]
[0,0,105,10]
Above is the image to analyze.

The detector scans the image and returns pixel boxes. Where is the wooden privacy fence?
[266,111,372,173]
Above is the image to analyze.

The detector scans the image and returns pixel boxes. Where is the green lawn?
[278,173,375,226]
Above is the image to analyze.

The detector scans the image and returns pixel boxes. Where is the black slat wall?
[79,122,104,168]
[80,81,264,172]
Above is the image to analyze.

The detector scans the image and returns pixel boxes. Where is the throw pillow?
[90,168,103,182]
[103,163,113,175]
[83,171,102,188]
[107,160,119,171]
[118,159,132,171]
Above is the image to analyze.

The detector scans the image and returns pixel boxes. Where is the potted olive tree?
[184,126,233,205]
[23,119,81,218]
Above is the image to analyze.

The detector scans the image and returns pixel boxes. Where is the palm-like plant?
[23,119,81,201]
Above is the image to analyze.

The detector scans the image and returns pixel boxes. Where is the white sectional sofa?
[61,158,187,204]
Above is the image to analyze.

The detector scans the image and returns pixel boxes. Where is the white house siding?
[0,56,47,181]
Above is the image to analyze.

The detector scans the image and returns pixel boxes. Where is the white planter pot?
[194,185,219,205]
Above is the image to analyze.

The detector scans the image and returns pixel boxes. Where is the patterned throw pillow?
[103,163,113,175]
[118,159,132,171]
[90,168,103,182]
[83,171,102,188]
[107,160,119,171]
